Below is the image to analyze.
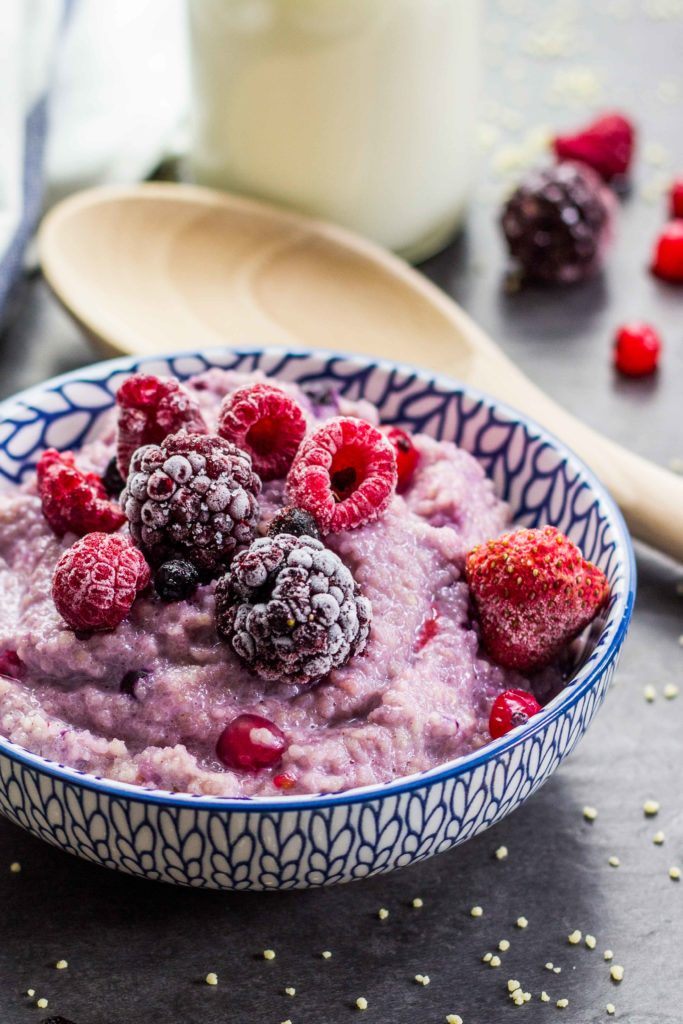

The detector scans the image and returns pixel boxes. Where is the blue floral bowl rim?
[0,345,636,812]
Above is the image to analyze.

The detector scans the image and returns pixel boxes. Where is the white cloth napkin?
[0,0,189,308]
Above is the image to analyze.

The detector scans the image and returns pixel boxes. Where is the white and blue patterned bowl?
[0,348,635,889]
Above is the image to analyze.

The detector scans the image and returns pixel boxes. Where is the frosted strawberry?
[37,449,126,537]
[115,373,207,478]
[218,383,306,480]
[466,526,609,672]
[552,111,635,181]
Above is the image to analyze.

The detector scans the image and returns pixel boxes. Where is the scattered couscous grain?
[553,966,562,974]
[263,949,276,960]
[470,905,483,918]
[356,996,368,1010]
[378,908,389,920]
[499,939,510,952]
[412,897,424,908]
[643,685,656,702]
[523,992,531,1002]
[653,831,665,845]
[36,999,48,1009]
[508,979,521,993]
[583,806,598,822]
[9,862,21,873]
[285,987,296,996]
[516,916,528,929]
[585,935,597,950]
[446,1016,463,1024]
[281,1019,292,1024]
[541,991,550,1002]
[414,974,430,986]
[568,930,582,945]
[643,799,660,816]
[545,962,554,971]
[663,683,679,700]
[669,866,681,880]
[557,998,569,1009]
[482,952,493,963]
[26,990,35,998]
[55,960,68,970]
[604,950,614,961]
[489,956,502,968]
[495,846,509,860]
[608,856,620,868]
[321,951,332,959]
[205,972,218,986]
[606,1004,616,1016]
[610,965,624,982]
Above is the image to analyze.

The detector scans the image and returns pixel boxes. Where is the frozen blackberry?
[501,161,615,285]
[101,456,125,498]
[215,534,372,684]
[154,559,200,601]
[121,432,261,578]
[268,506,321,540]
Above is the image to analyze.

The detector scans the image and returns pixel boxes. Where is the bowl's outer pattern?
[0,349,633,889]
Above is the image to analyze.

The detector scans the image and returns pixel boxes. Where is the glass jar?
[188,0,479,262]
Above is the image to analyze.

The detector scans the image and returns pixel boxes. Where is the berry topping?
[651,220,683,283]
[287,417,397,534]
[613,323,662,377]
[120,668,150,698]
[268,506,321,540]
[121,432,261,577]
[414,607,439,652]
[215,534,372,683]
[670,178,683,219]
[552,112,635,181]
[273,771,297,790]
[101,456,125,498]
[489,689,542,739]
[466,526,609,672]
[0,649,25,680]
[386,427,420,493]
[218,383,306,481]
[115,373,208,478]
[52,533,151,632]
[216,713,287,771]
[154,559,200,602]
[501,162,615,285]
[37,449,126,538]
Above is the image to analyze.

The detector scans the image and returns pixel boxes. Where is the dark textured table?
[0,3,682,1023]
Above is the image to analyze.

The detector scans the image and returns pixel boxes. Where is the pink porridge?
[0,369,559,798]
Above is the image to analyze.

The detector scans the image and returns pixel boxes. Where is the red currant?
[273,771,296,790]
[613,323,661,377]
[386,427,420,493]
[489,689,542,740]
[216,713,288,771]
[670,178,683,219]
[651,220,683,282]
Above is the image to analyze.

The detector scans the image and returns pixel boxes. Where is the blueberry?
[267,506,320,541]
[101,456,125,498]
[154,560,200,602]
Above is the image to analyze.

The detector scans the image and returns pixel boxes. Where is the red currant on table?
[216,713,288,771]
[386,427,420,493]
[489,689,542,739]
[613,323,662,377]
[670,179,683,219]
[651,220,683,282]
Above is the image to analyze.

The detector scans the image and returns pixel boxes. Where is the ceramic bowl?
[0,348,635,889]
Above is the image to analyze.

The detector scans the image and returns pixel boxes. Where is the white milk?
[188,0,479,261]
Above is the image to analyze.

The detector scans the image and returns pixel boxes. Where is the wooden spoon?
[39,181,683,563]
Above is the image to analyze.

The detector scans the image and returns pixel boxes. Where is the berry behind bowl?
[0,348,634,890]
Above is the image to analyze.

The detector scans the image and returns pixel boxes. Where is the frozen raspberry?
[386,427,419,493]
[215,534,372,683]
[121,432,261,577]
[154,559,200,601]
[52,533,151,632]
[466,526,609,672]
[216,713,288,771]
[553,112,635,181]
[218,383,306,481]
[115,373,207,478]
[489,689,542,739]
[651,220,683,283]
[501,162,616,285]
[37,449,126,538]
[613,323,661,377]
[101,456,125,498]
[670,179,683,219]
[268,506,321,540]
[0,650,25,680]
[287,417,397,534]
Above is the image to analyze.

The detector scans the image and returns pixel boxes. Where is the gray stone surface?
[0,2,682,1021]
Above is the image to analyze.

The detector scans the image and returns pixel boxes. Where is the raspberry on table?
[613,323,662,377]
[552,112,635,181]
[385,427,420,493]
[218,383,306,480]
[52,533,151,632]
[215,534,372,684]
[489,689,542,739]
[37,449,126,537]
[650,220,683,283]
[286,417,397,534]
[466,525,609,672]
[501,162,615,285]
[268,506,321,540]
[121,432,261,577]
[115,372,208,478]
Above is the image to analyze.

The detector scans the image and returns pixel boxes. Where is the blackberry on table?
[121,432,261,578]
[215,534,372,684]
